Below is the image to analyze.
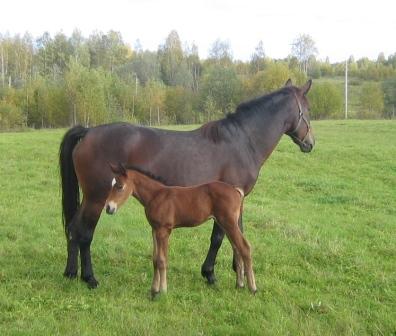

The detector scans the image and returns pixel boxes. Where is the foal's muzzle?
[105,203,117,215]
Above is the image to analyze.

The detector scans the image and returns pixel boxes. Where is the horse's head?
[105,163,133,215]
[285,79,315,153]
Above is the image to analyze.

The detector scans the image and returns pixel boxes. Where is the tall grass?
[0,121,395,335]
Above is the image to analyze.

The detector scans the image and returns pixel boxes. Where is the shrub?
[308,82,343,119]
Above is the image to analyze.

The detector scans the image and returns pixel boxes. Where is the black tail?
[59,125,89,237]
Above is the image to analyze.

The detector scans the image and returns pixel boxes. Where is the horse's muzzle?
[300,142,314,153]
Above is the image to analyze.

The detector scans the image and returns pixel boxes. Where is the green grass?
[0,121,395,335]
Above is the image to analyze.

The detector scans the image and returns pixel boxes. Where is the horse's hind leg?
[78,200,103,288]
[66,199,103,288]
[201,221,225,284]
[64,217,79,279]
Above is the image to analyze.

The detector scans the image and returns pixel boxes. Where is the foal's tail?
[59,125,89,237]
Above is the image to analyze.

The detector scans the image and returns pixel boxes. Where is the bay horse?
[105,163,257,297]
[59,79,315,288]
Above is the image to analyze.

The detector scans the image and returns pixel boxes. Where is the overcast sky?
[1,0,395,62]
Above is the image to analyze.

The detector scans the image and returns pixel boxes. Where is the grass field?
[0,121,395,335]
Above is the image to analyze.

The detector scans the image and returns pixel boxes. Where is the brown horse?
[59,79,314,288]
[105,163,257,297]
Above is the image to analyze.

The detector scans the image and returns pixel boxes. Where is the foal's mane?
[199,87,292,143]
[125,165,167,185]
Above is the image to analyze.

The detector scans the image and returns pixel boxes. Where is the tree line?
[1,30,395,129]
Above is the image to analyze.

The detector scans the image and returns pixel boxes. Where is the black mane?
[199,87,293,143]
[125,165,168,185]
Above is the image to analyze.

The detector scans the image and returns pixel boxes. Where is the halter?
[287,92,311,143]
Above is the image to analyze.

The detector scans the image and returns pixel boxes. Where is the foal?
[105,163,257,297]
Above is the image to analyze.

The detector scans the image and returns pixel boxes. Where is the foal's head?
[105,163,133,215]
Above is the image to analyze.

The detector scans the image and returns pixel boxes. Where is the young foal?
[105,163,257,297]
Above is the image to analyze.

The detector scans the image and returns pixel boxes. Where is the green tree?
[359,82,384,118]
[158,30,191,87]
[291,34,318,74]
[383,78,396,118]
[208,39,233,67]
[0,87,25,129]
[308,82,343,119]
[200,65,241,115]
[250,40,266,73]
[164,86,194,124]
[243,62,298,99]
[65,60,107,126]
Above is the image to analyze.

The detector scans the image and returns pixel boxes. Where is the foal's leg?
[231,245,244,288]
[152,227,170,297]
[224,224,257,293]
[151,229,160,296]
[232,213,244,273]
[201,221,225,284]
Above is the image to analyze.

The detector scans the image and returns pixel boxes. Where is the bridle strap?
[287,92,310,143]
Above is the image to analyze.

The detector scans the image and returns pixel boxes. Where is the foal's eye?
[115,183,124,191]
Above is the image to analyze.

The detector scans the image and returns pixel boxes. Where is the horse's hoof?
[82,276,99,289]
[201,266,217,284]
[63,270,77,279]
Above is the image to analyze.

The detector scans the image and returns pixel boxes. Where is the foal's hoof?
[151,290,161,300]
[63,270,77,279]
[81,275,99,289]
[201,268,217,285]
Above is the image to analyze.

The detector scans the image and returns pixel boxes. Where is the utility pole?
[1,44,5,87]
[132,74,138,118]
[345,59,348,119]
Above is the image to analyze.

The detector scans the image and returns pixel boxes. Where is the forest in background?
[1,29,395,129]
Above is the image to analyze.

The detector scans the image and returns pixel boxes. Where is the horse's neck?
[237,102,288,167]
[130,172,163,206]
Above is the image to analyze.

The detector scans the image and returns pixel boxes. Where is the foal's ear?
[300,79,312,95]
[285,78,293,87]
[109,162,127,176]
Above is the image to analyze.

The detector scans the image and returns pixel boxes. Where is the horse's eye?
[115,183,123,191]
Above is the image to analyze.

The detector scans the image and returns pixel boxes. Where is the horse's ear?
[301,79,312,95]
[285,78,293,87]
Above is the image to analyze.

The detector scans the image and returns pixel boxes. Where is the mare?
[105,163,257,297]
[59,79,315,288]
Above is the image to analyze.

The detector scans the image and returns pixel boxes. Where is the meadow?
[0,120,395,335]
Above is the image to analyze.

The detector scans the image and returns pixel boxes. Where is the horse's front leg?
[201,221,225,284]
